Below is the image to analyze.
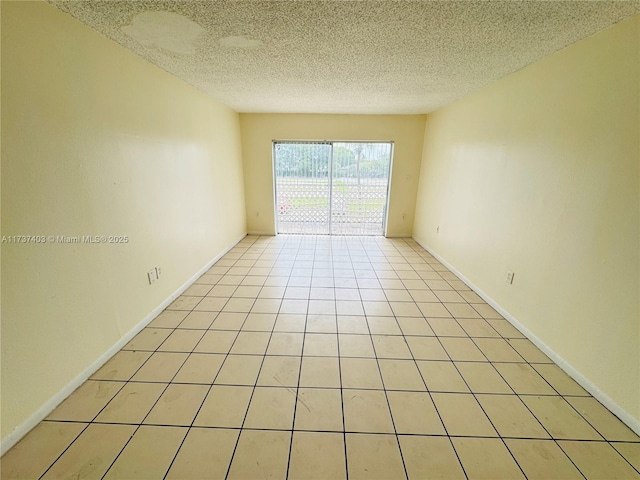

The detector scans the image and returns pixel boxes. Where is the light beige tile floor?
[2,235,639,479]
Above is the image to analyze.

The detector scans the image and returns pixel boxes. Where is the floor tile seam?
[35,236,636,478]
[555,439,640,478]
[225,246,302,480]
[333,252,352,480]
[35,422,94,480]
[464,335,615,445]
[103,303,248,480]
[84,309,204,429]
[383,362,426,479]
[465,343,582,449]
[282,238,319,473]
[389,294,470,480]
[397,239,566,479]
[363,258,414,480]
[68,380,603,399]
[428,316,532,477]
[396,240,476,480]
[96,423,143,479]
[162,286,268,478]
[545,438,590,480]
[558,392,626,444]
[39,418,636,442]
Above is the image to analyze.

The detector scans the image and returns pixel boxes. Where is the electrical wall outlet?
[155,266,162,278]
[506,271,515,284]
[147,269,157,284]
[436,225,440,234]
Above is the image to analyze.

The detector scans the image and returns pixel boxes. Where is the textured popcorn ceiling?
[48,1,640,114]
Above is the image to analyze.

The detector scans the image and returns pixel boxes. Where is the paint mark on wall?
[122,11,203,55]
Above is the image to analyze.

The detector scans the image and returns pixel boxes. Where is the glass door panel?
[331,142,392,235]
[274,141,392,235]
[274,142,331,234]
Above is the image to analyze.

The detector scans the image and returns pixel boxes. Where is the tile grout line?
[212,235,297,480]
[431,267,630,478]
[152,238,261,479]
[456,325,596,479]
[399,238,564,478]
[400,238,516,472]
[99,306,229,478]
[363,239,411,480]
[13,235,639,479]
[390,239,478,478]
[106,235,254,477]
[284,235,313,480]
[427,305,530,479]
[162,236,264,479]
[36,268,246,480]
[391,239,471,480]
[35,419,636,443]
[402,237,614,477]
[219,235,281,479]
[55,380,616,398]
[337,238,366,480]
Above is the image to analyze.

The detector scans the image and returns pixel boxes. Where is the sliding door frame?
[272,140,394,236]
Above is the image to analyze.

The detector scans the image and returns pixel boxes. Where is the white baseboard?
[0,232,246,456]
[385,234,413,238]
[246,231,275,236]
[413,235,640,437]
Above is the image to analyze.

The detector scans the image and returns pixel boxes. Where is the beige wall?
[1,1,246,441]
[239,114,426,236]
[414,16,639,425]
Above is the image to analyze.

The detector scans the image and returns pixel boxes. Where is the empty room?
[1,1,639,479]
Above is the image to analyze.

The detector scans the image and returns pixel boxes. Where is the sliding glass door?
[273,142,331,234]
[274,141,393,235]
[330,142,392,235]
